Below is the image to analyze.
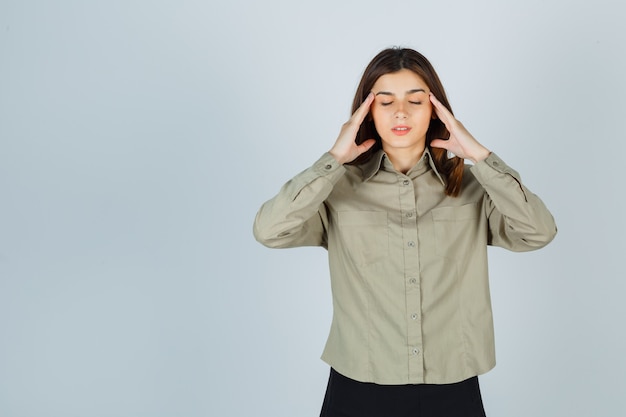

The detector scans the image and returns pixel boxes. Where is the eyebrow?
[375,88,426,96]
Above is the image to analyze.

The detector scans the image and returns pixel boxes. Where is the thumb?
[356,138,376,154]
[430,138,450,150]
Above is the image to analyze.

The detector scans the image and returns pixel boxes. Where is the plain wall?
[1,0,625,416]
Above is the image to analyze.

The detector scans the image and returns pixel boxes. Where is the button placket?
[397,173,423,381]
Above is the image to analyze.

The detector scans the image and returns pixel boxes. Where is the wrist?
[469,147,491,164]
[329,149,349,165]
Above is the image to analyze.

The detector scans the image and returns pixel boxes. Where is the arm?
[472,154,557,250]
[429,94,557,250]
[253,154,344,249]
[253,93,377,248]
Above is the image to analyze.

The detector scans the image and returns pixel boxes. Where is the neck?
[383,145,425,174]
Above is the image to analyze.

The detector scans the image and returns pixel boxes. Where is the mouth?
[391,125,411,136]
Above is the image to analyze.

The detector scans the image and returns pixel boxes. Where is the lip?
[391,125,411,136]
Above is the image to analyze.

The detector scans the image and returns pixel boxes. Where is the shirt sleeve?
[253,153,346,249]
[470,153,557,251]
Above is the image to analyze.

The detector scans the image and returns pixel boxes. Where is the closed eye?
[380,102,393,106]
[409,101,422,105]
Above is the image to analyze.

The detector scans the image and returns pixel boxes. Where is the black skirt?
[320,368,487,417]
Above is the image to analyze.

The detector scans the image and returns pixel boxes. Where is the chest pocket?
[431,203,481,260]
[337,211,388,266]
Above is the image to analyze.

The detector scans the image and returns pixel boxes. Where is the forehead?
[372,69,428,93]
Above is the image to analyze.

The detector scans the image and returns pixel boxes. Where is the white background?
[1,1,625,416]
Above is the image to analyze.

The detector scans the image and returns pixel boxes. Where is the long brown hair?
[348,47,464,197]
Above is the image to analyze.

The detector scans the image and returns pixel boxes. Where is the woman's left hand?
[429,93,491,164]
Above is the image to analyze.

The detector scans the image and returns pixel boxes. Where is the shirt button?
[412,348,420,355]
[324,164,332,170]
[408,241,415,248]
[409,278,417,285]
[411,313,418,320]
[403,179,410,185]
[406,212,413,218]
[492,161,499,167]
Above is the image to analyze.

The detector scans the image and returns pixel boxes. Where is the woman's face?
[370,69,433,155]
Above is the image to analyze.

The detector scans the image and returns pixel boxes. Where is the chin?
[382,138,423,150]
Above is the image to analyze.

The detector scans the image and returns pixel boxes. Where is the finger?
[429,93,455,127]
[356,138,376,153]
[350,92,375,124]
[430,138,451,150]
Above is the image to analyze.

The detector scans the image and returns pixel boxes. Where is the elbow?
[253,219,274,248]
[519,204,558,250]
[532,226,557,249]
[253,225,282,248]
[253,215,292,249]
[253,209,274,247]
[537,214,558,247]
[519,219,558,251]
[545,223,558,247]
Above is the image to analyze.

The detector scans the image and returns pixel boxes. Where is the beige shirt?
[253,148,557,385]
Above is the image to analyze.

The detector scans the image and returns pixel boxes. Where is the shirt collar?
[359,147,446,186]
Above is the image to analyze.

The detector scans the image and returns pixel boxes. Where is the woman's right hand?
[329,92,376,164]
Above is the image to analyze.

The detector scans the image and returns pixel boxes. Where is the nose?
[394,106,407,119]
[394,102,408,119]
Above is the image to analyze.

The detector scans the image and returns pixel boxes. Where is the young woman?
[253,47,557,417]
